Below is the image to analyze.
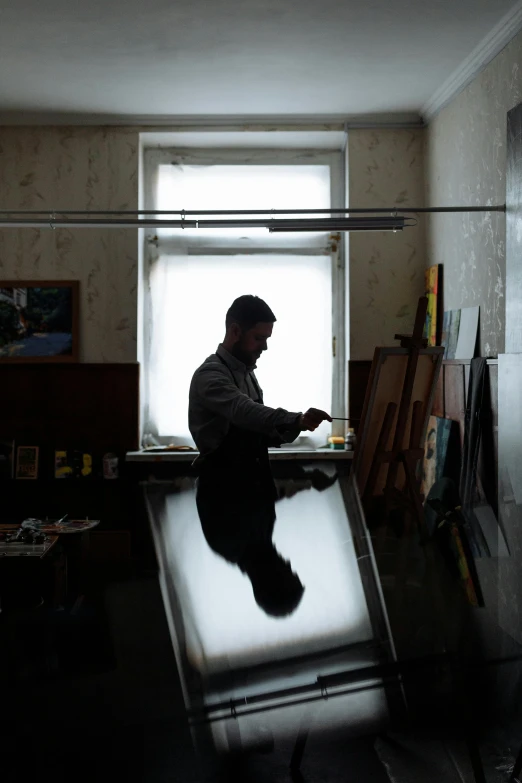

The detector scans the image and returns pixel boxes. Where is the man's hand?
[300,408,333,432]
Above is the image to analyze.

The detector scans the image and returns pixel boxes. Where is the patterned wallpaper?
[0,127,139,361]
[0,126,427,365]
[348,129,426,360]
[425,29,522,358]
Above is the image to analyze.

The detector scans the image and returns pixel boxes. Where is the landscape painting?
[441,308,461,359]
[0,281,78,362]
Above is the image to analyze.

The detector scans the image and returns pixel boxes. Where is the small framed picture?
[0,281,79,363]
[16,446,39,479]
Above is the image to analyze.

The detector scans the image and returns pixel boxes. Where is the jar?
[345,429,356,451]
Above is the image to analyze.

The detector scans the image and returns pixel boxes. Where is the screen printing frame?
[143,460,405,729]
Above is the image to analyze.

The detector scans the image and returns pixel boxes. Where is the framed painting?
[15,445,39,479]
[0,281,79,363]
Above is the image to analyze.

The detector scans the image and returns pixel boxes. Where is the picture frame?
[15,445,39,479]
[0,280,79,363]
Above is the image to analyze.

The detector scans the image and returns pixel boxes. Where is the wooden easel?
[358,297,450,653]
[363,296,431,540]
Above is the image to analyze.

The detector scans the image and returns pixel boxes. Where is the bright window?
[143,150,345,449]
[148,253,332,447]
[155,162,331,248]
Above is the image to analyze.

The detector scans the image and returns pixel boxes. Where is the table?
[0,520,100,608]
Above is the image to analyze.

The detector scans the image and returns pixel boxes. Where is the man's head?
[223,295,276,367]
[245,548,305,618]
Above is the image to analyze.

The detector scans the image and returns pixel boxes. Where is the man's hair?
[246,549,305,618]
[226,295,276,331]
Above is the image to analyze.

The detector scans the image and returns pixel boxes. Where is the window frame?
[142,146,346,439]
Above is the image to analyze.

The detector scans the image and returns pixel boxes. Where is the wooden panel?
[0,363,139,455]
[348,360,372,434]
[506,103,522,352]
[432,366,444,418]
[0,364,140,533]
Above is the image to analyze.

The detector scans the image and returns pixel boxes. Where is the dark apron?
[195,356,277,569]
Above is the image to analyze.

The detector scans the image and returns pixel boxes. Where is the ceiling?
[0,0,518,122]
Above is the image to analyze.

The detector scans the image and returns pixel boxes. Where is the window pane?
[155,164,331,247]
[147,254,333,448]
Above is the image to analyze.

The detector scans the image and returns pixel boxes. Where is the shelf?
[126,449,354,463]
[2,478,131,484]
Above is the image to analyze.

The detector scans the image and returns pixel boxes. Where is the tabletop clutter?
[327,430,356,451]
[0,516,100,557]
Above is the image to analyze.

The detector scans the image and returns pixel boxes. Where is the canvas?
[441,310,451,354]
[421,415,457,499]
[441,309,461,360]
[454,306,479,360]
[0,281,78,362]
[424,265,442,347]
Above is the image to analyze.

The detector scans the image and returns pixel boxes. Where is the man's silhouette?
[189,295,332,617]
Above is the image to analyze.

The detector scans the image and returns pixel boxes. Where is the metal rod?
[0,216,408,231]
[188,652,452,722]
[269,226,404,233]
[0,205,506,216]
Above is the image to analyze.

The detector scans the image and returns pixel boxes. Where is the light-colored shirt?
[189,344,302,459]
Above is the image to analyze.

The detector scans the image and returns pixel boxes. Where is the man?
[189,295,332,617]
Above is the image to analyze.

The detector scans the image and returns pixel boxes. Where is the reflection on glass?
[196,467,342,619]
[149,468,375,674]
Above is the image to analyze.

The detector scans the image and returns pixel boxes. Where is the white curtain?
[142,159,334,449]
[155,163,331,248]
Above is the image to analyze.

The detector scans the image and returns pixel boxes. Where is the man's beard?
[231,342,253,366]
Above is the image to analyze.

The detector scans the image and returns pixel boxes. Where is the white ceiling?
[0,0,519,122]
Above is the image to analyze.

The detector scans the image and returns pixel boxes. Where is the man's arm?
[270,408,333,446]
[193,363,301,435]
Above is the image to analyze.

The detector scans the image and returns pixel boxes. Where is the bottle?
[345,428,356,452]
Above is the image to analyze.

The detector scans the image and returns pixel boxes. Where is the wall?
[348,129,426,360]
[425,30,522,358]
[0,127,139,362]
[0,126,427,364]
